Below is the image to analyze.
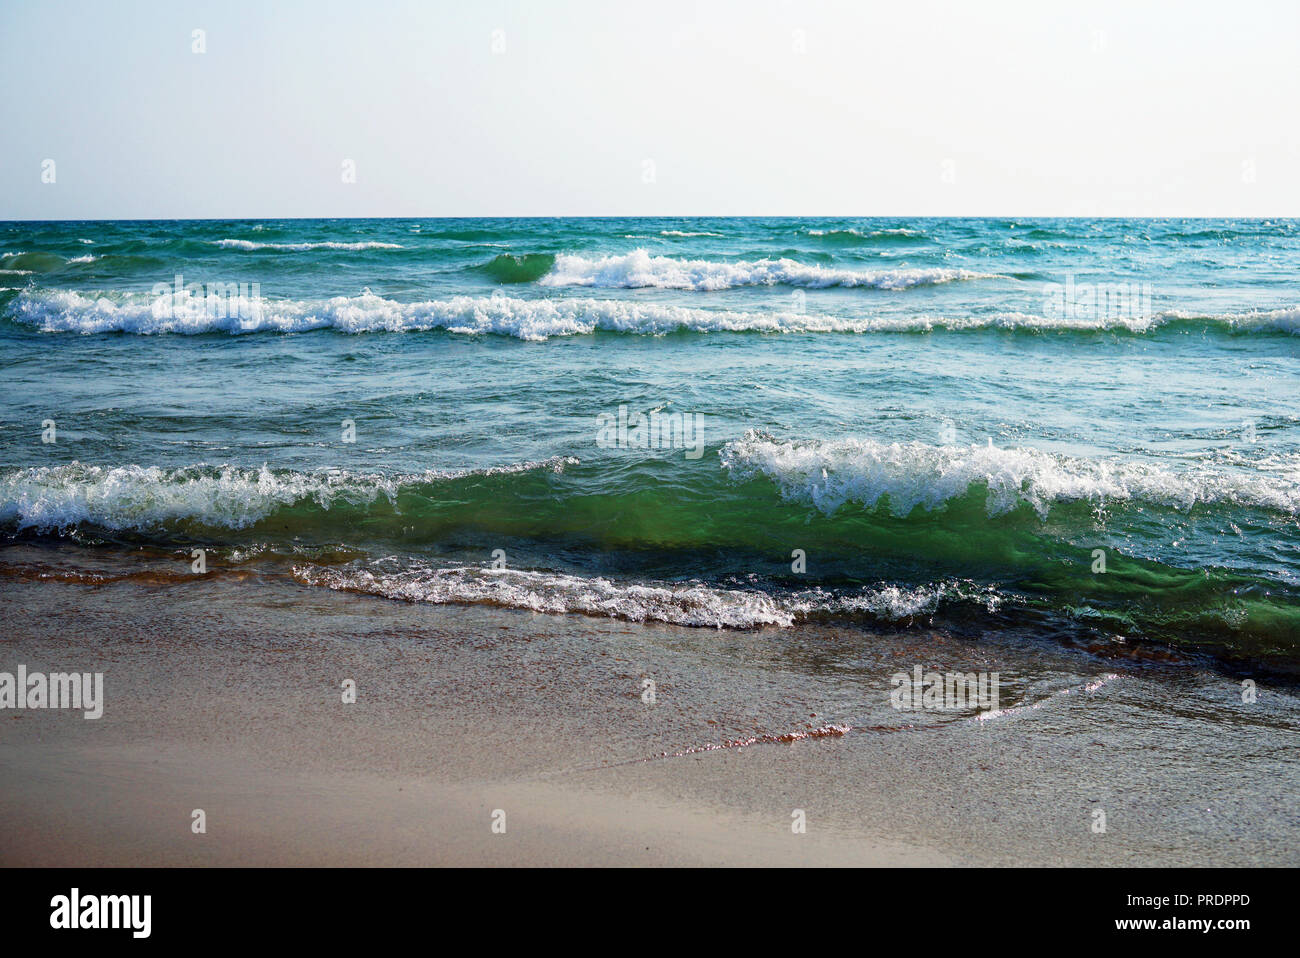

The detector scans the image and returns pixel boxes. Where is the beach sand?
[1,557,1296,867]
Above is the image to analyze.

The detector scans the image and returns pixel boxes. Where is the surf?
[535,249,998,290]
[8,288,1299,338]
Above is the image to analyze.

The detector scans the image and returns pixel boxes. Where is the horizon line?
[4,213,1300,224]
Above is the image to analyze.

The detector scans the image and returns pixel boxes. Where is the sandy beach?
[2,553,1295,868]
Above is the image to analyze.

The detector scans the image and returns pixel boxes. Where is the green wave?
[475,253,556,283]
[4,457,1297,665]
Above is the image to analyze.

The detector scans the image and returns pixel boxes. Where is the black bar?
[0,867,1280,944]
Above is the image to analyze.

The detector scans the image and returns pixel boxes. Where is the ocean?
[2,216,1299,675]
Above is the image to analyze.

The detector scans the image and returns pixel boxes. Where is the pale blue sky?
[1,0,1297,219]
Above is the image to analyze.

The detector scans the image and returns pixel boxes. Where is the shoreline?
[1,571,1297,867]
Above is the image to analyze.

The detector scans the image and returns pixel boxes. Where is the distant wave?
[8,289,1300,340]
[1152,226,1286,241]
[475,253,556,283]
[4,289,890,338]
[806,228,918,237]
[660,230,724,237]
[535,249,998,290]
[0,251,72,272]
[211,239,404,251]
[720,432,1300,518]
[424,228,511,241]
[803,227,926,246]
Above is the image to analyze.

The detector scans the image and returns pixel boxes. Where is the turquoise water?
[2,217,1298,668]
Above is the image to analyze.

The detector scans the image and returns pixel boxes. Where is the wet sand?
[1,558,1296,866]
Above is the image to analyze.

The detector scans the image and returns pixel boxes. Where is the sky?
[1,0,1298,219]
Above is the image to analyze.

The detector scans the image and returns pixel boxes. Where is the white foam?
[295,565,795,628]
[0,458,577,533]
[660,230,724,237]
[10,289,1299,340]
[0,289,1008,339]
[537,249,997,290]
[806,227,922,238]
[784,581,1005,619]
[211,239,404,251]
[720,432,1300,518]
[8,289,278,335]
[67,254,97,264]
[293,563,1002,628]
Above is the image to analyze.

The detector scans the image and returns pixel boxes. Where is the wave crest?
[8,289,1299,339]
[537,249,995,290]
[0,459,578,533]
[720,432,1300,518]
[212,239,403,251]
[294,564,795,628]
[292,564,996,628]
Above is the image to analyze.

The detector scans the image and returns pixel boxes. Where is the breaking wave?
[211,239,404,251]
[291,563,997,629]
[720,432,1300,518]
[535,249,997,290]
[0,459,578,533]
[9,289,1300,339]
